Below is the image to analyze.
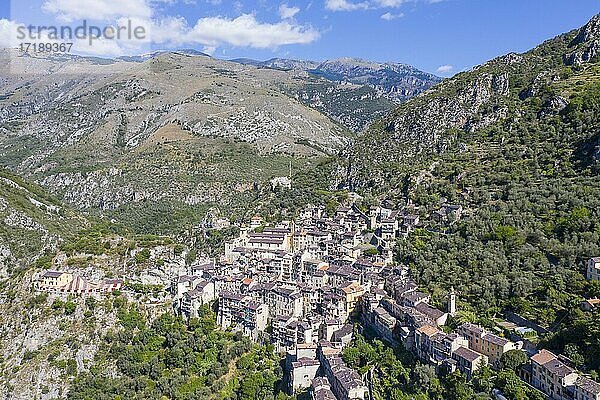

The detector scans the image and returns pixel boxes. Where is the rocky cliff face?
[0,259,176,400]
[309,58,442,102]
[0,171,188,399]
[0,52,351,227]
[349,13,600,191]
[565,13,600,65]
[281,78,396,132]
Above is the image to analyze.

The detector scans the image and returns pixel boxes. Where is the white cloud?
[3,0,321,58]
[279,4,301,19]
[0,19,15,47]
[42,0,153,22]
[148,14,320,50]
[4,13,319,55]
[71,36,130,56]
[327,0,442,12]
[325,0,369,11]
[376,0,405,7]
[150,16,188,45]
[0,18,64,48]
[187,14,319,48]
[436,64,453,73]
[380,12,403,20]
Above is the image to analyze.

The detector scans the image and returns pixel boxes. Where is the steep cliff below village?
[0,170,195,400]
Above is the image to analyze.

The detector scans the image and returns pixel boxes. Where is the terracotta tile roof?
[242,277,253,285]
[416,324,440,337]
[531,349,557,365]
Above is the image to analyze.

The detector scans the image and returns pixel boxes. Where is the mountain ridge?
[0,51,350,232]
[348,15,600,191]
[232,56,442,103]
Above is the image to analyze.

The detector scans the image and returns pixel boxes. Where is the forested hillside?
[68,306,289,400]
[345,14,600,375]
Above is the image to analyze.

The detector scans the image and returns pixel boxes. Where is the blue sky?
[1,0,598,75]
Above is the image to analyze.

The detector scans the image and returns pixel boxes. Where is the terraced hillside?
[346,13,600,375]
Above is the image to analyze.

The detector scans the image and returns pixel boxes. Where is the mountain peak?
[319,57,414,71]
[566,13,600,64]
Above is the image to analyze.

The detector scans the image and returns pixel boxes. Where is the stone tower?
[448,287,457,315]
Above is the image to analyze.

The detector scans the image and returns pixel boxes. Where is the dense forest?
[393,73,600,374]
[68,303,290,400]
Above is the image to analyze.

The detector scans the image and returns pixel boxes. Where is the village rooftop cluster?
[34,201,600,400]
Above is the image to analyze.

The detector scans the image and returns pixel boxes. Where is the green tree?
[500,350,528,371]
[85,297,97,310]
[412,363,437,393]
[472,365,494,394]
[64,301,77,315]
[496,370,528,400]
[444,371,474,400]
[564,343,585,368]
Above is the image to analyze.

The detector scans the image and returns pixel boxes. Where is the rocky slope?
[0,171,190,399]
[280,76,397,133]
[0,241,182,400]
[0,168,86,279]
[233,56,442,103]
[231,57,320,71]
[0,52,351,232]
[232,57,441,132]
[349,13,600,192]
[309,58,442,101]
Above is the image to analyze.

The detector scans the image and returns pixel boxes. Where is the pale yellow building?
[458,323,519,368]
[339,281,365,316]
[36,271,73,290]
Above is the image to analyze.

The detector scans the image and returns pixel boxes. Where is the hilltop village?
[34,200,600,400]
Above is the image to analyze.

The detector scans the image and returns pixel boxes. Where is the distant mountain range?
[232,57,442,103]
[115,52,442,104]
